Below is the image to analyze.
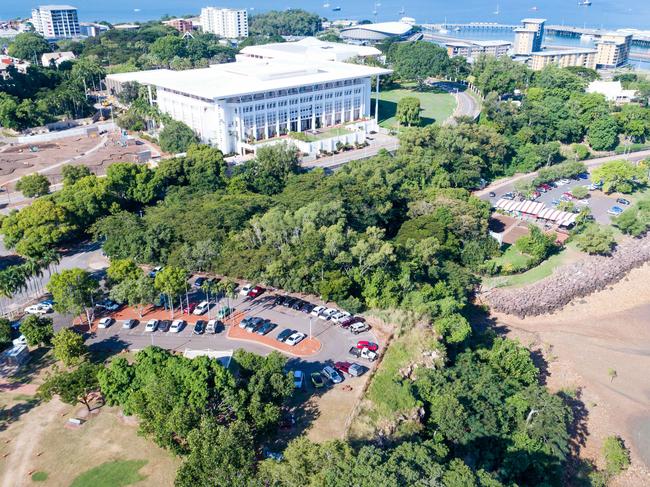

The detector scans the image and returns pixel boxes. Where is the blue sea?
[2,0,650,30]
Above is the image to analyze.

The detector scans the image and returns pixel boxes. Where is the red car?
[356,340,379,352]
[334,361,352,375]
[182,302,197,314]
[247,286,265,298]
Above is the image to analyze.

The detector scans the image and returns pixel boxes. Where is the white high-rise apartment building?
[31,5,80,39]
[200,7,248,39]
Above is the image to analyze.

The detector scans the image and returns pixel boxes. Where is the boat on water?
[332,6,342,11]
[493,4,500,15]
[133,8,140,12]
[454,26,461,31]
[530,6,539,11]
[578,0,592,5]
[323,3,330,7]
[399,7,405,15]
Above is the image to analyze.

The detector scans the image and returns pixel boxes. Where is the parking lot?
[82,282,381,380]
[483,173,630,225]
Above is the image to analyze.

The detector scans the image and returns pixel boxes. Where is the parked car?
[247,286,265,298]
[182,302,197,314]
[349,347,377,361]
[245,317,265,332]
[276,328,295,342]
[24,303,52,315]
[310,372,325,389]
[502,192,515,200]
[322,366,344,384]
[285,332,307,346]
[193,320,206,335]
[557,178,571,186]
[256,321,277,335]
[170,319,185,333]
[293,370,305,389]
[320,308,338,320]
[334,361,352,375]
[216,306,232,319]
[148,266,162,278]
[194,277,206,288]
[97,317,114,329]
[300,302,315,313]
[238,317,251,329]
[291,299,305,310]
[122,319,138,330]
[350,322,370,334]
[158,320,171,332]
[577,172,589,180]
[284,297,298,308]
[310,305,326,317]
[488,191,496,198]
[340,316,364,328]
[331,311,351,324]
[96,299,120,311]
[348,363,367,377]
[356,340,379,352]
[529,191,541,200]
[607,206,624,216]
[145,319,159,332]
[273,295,287,306]
[239,283,252,295]
[616,198,631,206]
[205,319,222,334]
[193,301,210,315]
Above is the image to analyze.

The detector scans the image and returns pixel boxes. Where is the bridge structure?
[422,22,518,32]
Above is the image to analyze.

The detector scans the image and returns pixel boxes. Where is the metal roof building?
[340,22,413,42]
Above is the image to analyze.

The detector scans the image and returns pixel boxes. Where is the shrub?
[602,436,630,475]
[533,160,587,186]
[575,224,616,255]
[570,185,589,199]
[571,143,590,161]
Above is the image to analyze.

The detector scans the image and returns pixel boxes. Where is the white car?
[122,319,137,329]
[24,303,52,315]
[239,283,252,296]
[350,322,370,335]
[193,301,210,315]
[293,370,305,389]
[145,319,159,332]
[310,305,326,317]
[170,319,185,333]
[97,317,114,329]
[331,311,350,324]
[206,319,219,334]
[556,179,571,186]
[320,308,338,320]
[285,332,307,346]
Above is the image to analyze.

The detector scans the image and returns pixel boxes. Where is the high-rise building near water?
[595,33,633,68]
[31,5,80,39]
[514,18,546,55]
[200,7,248,39]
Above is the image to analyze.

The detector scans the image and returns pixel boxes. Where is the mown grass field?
[372,83,456,128]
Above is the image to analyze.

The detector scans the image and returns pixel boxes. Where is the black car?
[194,277,206,288]
[291,299,305,310]
[273,295,286,306]
[616,198,631,206]
[256,321,277,335]
[276,328,295,342]
[158,320,171,332]
[300,302,315,313]
[284,297,297,308]
[251,318,270,333]
[193,320,206,335]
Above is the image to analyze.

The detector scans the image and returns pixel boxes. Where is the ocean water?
[2,0,650,30]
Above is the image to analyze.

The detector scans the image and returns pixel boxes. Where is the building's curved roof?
[341,21,413,36]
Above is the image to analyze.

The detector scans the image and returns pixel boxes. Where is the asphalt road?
[76,289,380,375]
[428,80,481,124]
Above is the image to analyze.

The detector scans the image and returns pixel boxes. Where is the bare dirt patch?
[492,262,650,483]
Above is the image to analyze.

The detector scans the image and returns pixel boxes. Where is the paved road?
[302,131,399,170]
[475,149,650,198]
[427,80,481,125]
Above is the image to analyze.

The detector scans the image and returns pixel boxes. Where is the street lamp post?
[309,317,312,340]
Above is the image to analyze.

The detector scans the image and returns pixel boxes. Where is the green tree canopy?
[7,32,51,61]
[16,173,50,198]
[591,159,647,193]
[47,268,100,325]
[575,224,616,255]
[38,361,99,411]
[159,120,199,154]
[20,314,54,347]
[61,164,92,186]
[51,328,88,366]
[396,96,422,127]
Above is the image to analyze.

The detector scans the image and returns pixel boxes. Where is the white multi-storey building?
[31,5,80,39]
[200,7,248,39]
[106,59,391,155]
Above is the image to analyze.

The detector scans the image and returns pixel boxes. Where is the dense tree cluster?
[249,9,321,37]
[387,42,469,81]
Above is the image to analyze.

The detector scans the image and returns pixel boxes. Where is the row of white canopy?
[495,198,577,227]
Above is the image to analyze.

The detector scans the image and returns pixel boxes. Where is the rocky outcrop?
[482,234,650,318]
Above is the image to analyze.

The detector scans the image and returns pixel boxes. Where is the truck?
[348,347,377,362]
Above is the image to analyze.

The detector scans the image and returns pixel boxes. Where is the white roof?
[521,18,547,24]
[36,5,77,10]
[107,60,392,100]
[341,22,413,36]
[587,80,637,101]
[240,37,381,62]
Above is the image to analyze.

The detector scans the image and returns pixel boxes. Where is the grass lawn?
[71,460,148,487]
[491,245,533,271]
[484,243,583,289]
[349,327,440,442]
[372,83,456,128]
